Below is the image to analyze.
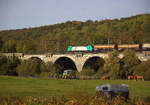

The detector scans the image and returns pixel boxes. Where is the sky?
[0,0,150,31]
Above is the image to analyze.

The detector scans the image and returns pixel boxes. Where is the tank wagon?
[94,44,117,52]
[142,44,150,51]
[93,43,150,52]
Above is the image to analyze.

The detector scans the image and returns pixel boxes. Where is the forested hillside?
[0,14,150,54]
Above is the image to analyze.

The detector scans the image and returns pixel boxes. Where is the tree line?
[0,49,150,80]
[0,55,59,78]
[0,14,150,54]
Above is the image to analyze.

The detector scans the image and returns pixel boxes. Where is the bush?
[132,60,150,80]
[0,55,21,76]
[120,49,141,78]
[79,67,95,76]
[17,58,47,77]
[94,67,105,77]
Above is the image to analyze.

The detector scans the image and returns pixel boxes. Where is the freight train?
[67,44,150,52]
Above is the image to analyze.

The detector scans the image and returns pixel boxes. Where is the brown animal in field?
[128,75,135,80]
[135,75,144,81]
[101,76,110,80]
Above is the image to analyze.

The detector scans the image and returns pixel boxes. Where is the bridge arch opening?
[54,57,77,74]
[83,56,105,72]
[29,57,43,62]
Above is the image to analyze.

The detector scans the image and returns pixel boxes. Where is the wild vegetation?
[0,14,150,53]
[0,94,150,105]
[0,56,20,76]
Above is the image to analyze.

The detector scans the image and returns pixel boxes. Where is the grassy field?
[0,76,150,98]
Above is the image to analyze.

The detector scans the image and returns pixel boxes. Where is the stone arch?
[28,57,43,62]
[82,56,105,72]
[53,55,76,63]
[27,57,45,65]
[54,56,77,73]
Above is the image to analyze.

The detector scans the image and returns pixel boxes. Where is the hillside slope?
[0,14,150,53]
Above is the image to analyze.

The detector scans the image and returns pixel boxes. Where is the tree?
[23,43,36,54]
[0,36,3,51]
[49,64,61,78]
[83,57,105,73]
[16,58,56,77]
[95,67,105,77]
[104,50,120,79]
[0,14,150,53]
[16,41,24,53]
[17,58,42,76]
[17,60,29,76]
[120,49,141,78]
[132,60,150,80]
[0,56,7,75]
[2,40,17,53]
[79,67,95,76]
[0,56,21,76]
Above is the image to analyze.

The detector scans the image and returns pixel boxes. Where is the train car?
[118,44,139,48]
[94,44,116,52]
[142,44,150,51]
[118,44,139,51]
[94,45,115,49]
[67,45,93,52]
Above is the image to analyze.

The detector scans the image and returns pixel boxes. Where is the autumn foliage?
[0,93,149,105]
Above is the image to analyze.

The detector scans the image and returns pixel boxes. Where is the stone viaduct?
[1,52,150,72]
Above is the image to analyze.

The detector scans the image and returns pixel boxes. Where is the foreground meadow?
[0,76,150,105]
[0,76,150,98]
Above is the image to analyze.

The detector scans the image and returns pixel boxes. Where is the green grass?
[0,76,150,98]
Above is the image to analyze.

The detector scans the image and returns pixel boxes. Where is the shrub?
[132,60,150,80]
[0,55,21,76]
[79,67,95,76]
[17,58,46,77]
